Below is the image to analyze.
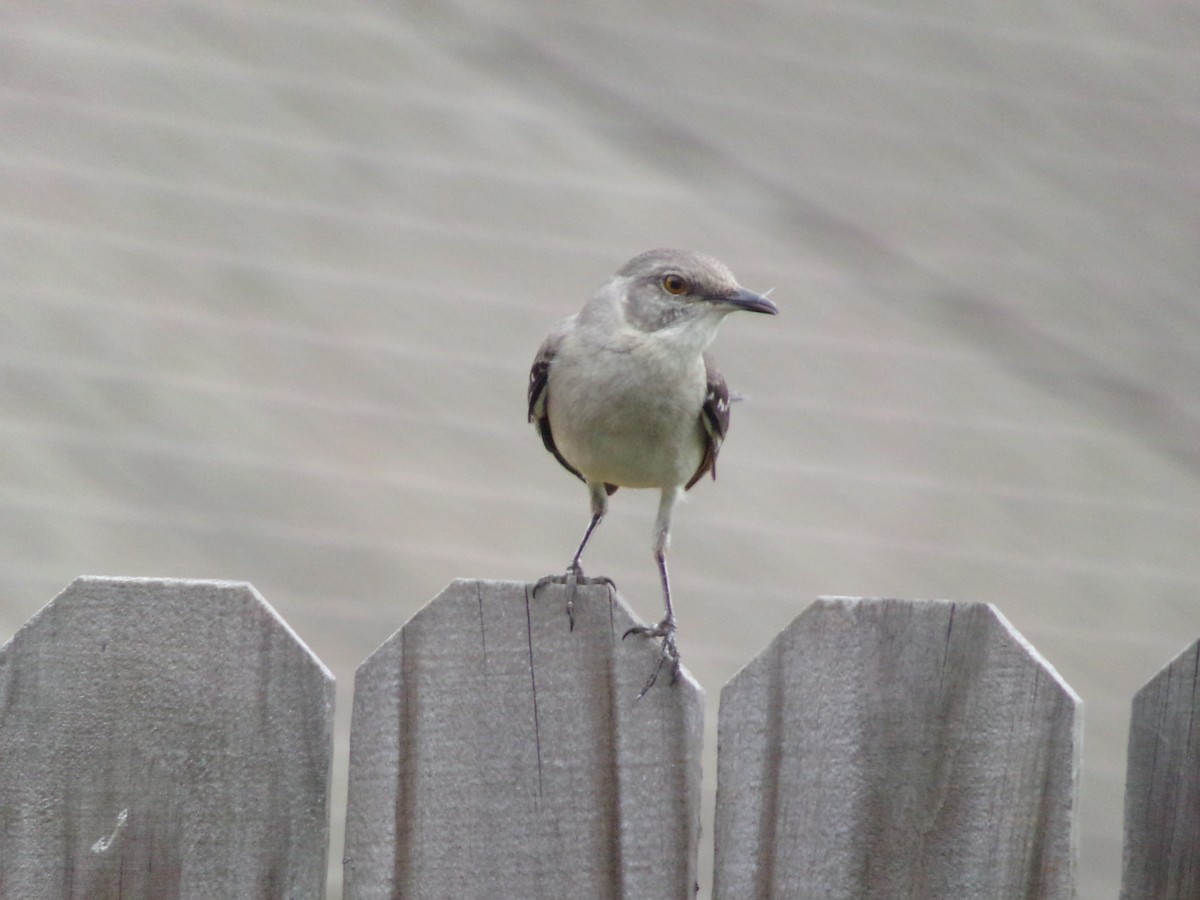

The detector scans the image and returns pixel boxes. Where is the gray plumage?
[529,248,777,694]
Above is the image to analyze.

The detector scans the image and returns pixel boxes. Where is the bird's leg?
[626,550,680,699]
[623,487,682,696]
[534,481,614,629]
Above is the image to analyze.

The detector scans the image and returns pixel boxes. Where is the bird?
[528,248,777,694]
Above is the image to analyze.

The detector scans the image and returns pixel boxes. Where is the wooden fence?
[0,576,1195,898]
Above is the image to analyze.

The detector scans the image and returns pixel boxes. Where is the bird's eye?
[662,273,688,295]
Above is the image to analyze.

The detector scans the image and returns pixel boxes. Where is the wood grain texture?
[0,577,334,899]
[713,597,1080,900]
[1122,638,1200,899]
[343,579,704,900]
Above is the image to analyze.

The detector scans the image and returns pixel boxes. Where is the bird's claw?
[533,565,615,631]
[623,616,680,698]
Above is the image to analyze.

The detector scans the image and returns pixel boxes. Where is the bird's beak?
[717,286,778,315]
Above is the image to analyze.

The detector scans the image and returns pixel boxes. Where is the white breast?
[548,332,707,489]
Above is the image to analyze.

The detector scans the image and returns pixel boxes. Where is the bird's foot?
[533,564,615,631]
[623,615,680,698]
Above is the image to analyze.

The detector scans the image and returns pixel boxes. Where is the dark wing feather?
[528,343,587,485]
[686,354,731,490]
[530,336,618,495]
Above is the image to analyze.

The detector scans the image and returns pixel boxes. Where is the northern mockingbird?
[528,248,777,693]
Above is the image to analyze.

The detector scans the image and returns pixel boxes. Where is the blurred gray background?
[2,1,1198,896]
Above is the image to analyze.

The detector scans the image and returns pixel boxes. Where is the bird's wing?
[528,326,587,485]
[687,354,731,490]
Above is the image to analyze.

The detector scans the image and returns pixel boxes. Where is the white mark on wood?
[91,808,128,854]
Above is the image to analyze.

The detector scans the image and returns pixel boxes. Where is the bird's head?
[613,248,778,337]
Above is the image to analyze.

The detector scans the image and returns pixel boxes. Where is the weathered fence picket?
[713,598,1081,899]
[1122,637,1200,899]
[0,577,333,899]
[343,579,704,899]
[1,577,1197,898]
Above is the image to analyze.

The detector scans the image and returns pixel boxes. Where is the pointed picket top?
[714,597,1080,899]
[343,579,704,899]
[1122,637,1200,898]
[0,576,334,899]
